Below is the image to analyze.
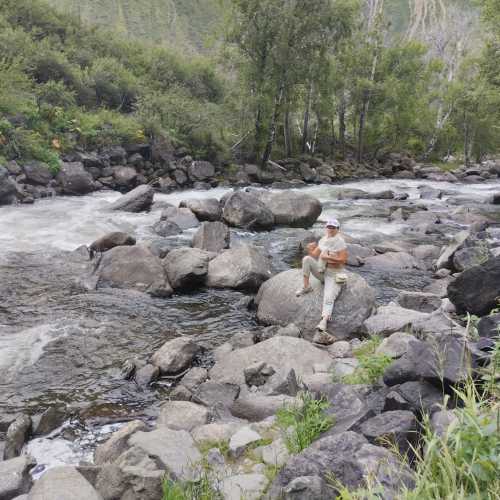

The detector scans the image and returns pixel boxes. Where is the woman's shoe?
[313,330,335,345]
[316,317,328,331]
[295,286,313,297]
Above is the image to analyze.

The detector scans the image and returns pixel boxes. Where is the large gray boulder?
[88,232,136,258]
[160,207,199,230]
[3,414,31,460]
[112,166,137,188]
[364,251,425,270]
[207,245,272,291]
[151,337,201,375]
[256,269,375,339]
[28,466,102,500]
[363,305,427,337]
[256,190,322,228]
[452,245,491,272]
[157,401,209,431]
[187,160,215,181]
[0,455,35,499]
[22,161,53,185]
[88,245,172,297]
[267,431,414,498]
[448,256,500,315]
[0,165,17,205]
[435,230,471,270]
[57,162,95,195]
[222,191,275,230]
[108,185,154,212]
[180,198,221,221]
[220,473,268,500]
[164,247,211,290]
[192,221,230,253]
[210,337,332,387]
[128,428,201,481]
[396,291,442,313]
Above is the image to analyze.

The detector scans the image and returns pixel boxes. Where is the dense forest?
[0,0,499,170]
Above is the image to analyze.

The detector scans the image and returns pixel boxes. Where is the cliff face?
[46,0,223,51]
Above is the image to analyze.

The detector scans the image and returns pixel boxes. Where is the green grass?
[276,391,334,454]
[198,440,230,461]
[340,336,393,385]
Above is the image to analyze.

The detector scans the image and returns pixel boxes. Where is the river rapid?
[1,178,499,472]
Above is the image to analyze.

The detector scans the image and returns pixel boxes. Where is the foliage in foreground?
[341,335,393,385]
[276,391,334,454]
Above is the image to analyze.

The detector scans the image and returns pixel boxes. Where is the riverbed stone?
[192,221,230,253]
[260,438,289,467]
[255,190,322,228]
[435,230,471,270]
[22,161,53,186]
[3,414,31,460]
[161,207,199,230]
[188,160,215,181]
[90,245,172,297]
[0,455,35,499]
[448,256,500,315]
[346,243,376,266]
[283,475,331,500]
[108,185,154,212]
[430,410,458,437]
[384,381,445,415]
[151,337,201,375]
[152,219,182,237]
[222,191,275,230]
[363,305,427,337]
[256,269,375,339]
[230,395,296,421]
[220,473,268,500]
[0,165,18,205]
[180,198,221,221]
[157,401,209,431]
[452,244,491,272]
[164,247,211,290]
[396,291,442,313]
[376,332,415,358]
[267,431,414,498]
[88,232,136,258]
[364,251,424,270]
[94,420,147,465]
[33,406,66,436]
[207,245,272,291]
[129,428,201,481]
[134,364,159,387]
[477,313,500,339]
[28,466,102,500]
[192,382,240,409]
[229,426,262,458]
[57,162,95,195]
[112,165,137,188]
[191,422,243,444]
[179,367,208,390]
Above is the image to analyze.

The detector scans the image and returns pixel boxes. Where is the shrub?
[276,391,334,454]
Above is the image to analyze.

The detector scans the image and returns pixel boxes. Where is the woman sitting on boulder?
[296,218,348,345]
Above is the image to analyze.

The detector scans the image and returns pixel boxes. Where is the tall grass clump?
[276,391,334,454]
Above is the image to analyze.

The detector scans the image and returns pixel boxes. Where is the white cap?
[325,218,340,228]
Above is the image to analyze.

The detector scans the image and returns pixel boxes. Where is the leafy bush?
[277,391,334,454]
[341,336,393,385]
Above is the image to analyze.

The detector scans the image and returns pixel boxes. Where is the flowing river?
[1,178,499,472]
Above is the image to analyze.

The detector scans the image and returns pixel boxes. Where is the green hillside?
[46,0,223,51]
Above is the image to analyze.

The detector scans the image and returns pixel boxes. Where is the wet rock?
[244,362,276,387]
[328,341,352,358]
[383,335,470,387]
[0,455,35,499]
[222,191,275,230]
[452,245,491,272]
[384,381,444,415]
[423,276,453,298]
[346,243,376,266]
[260,438,290,467]
[179,198,221,221]
[364,251,424,270]
[28,466,102,500]
[94,420,147,464]
[135,364,160,387]
[192,221,230,253]
[160,207,199,230]
[57,162,95,195]
[477,313,500,339]
[256,269,375,339]
[435,230,471,270]
[396,291,442,313]
[152,219,182,237]
[187,160,215,181]
[448,256,500,315]
[339,189,394,200]
[363,305,427,337]
[268,431,414,498]
[129,428,201,481]
[33,406,66,436]
[376,332,415,358]
[22,161,53,186]
[4,414,31,460]
[89,245,172,297]
[192,382,240,408]
[360,410,417,454]
[263,369,300,396]
[283,475,331,500]
[411,309,465,337]
[230,395,295,421]
[207,245,272,291]
[191,422,243,444]
[256,190,322,228]
[179,367,208,391]
[418,186,442,199]
[157,401,209,431]
[88,232,136,259]
[411,244,441,262]
[0,165,18,205]
[331,358,358,378]
[108,185,154,212]
[220,473,268,500]
[229,426,262,458]
[112,166,137,189]
[151,337,201,375]
[164,247,211,290]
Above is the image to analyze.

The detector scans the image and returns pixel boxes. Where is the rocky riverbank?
[2,143,500,207]
[0,177,499,499]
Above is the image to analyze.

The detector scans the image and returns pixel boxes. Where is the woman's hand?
[320,250,329,261]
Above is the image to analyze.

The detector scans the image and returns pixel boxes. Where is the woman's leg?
[318,272,342,329]
[300,256,324,290]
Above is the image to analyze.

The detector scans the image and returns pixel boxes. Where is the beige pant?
[302,256,342,319]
